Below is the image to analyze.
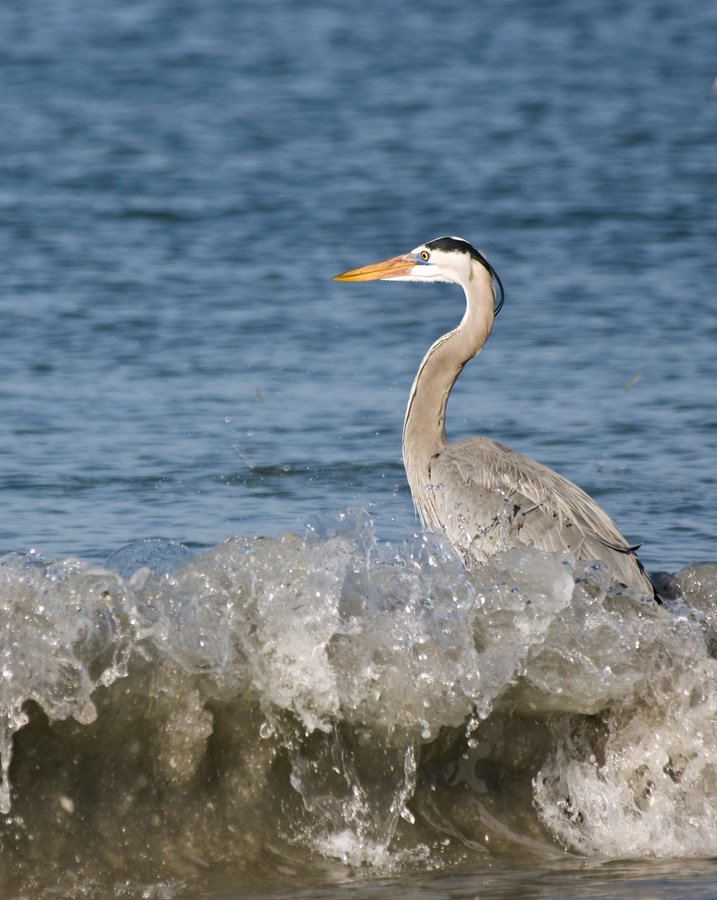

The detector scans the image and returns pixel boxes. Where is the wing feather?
[422,437,653,595]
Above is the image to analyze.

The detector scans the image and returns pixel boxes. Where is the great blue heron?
[334,236,655,597]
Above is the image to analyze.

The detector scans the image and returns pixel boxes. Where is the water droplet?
[259,721,274,740]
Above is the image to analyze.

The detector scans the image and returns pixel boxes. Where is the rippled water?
[1,0,716,897]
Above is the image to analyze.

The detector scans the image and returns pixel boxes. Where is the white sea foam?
[0,510,716,882]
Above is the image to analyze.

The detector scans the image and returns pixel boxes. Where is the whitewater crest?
[0,508,716,890]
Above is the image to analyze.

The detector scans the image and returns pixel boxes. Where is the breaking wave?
[0,508,716,895]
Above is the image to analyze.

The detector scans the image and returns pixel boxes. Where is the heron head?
[333,236,504,314]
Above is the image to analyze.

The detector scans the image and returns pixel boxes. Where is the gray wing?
[424,436,653,596]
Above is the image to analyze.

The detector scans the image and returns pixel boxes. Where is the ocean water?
[1,0,717,897]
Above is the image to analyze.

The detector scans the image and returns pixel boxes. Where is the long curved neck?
[402,266,495,518]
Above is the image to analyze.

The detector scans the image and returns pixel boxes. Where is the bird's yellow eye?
[420,250,430,262]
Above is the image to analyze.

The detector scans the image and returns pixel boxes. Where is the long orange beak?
[333,253,415,282]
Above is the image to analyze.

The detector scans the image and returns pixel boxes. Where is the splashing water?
[0,509,716,893]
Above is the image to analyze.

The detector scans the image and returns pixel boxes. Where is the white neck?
[401,262,496,524]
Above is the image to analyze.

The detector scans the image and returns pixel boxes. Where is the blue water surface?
[1,0,715,570]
